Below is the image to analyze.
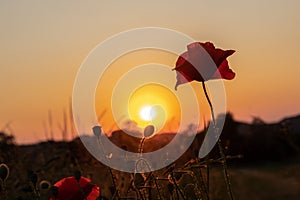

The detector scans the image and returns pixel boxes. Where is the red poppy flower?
[174,42,235,90]
[50,176,100,200]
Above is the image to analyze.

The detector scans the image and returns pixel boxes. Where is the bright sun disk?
[139,106,156,121]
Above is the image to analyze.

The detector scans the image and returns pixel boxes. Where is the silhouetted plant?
[39,180,51,190]
[92,125,120,199]
[0,163,9,200]
[27,170,39,199]
[38,180,52,200]
[0,163,9,182]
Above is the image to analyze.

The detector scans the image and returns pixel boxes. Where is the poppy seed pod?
[39,180,51,190]
[0,163,9,182]
[143,125,155,138]
[92,126,102,137]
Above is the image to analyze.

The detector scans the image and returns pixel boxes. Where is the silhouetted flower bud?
[39,180,51,190]
[0,163,9,182]
[92,126,102,137]
[144,125,155,138]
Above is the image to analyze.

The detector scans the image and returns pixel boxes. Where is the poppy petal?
[212,60,236,80]
[174,41,235,88]
[50,176,100,200]
[199,42,235,66]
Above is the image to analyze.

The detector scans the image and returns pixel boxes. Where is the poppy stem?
[202,82,235,200]
[138,137,146,155]
[95,136,120,199]
[0,180,8,200]
[201,82,215,123]
[77,181,87,200]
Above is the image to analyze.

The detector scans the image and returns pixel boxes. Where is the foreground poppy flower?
[50,176,100,200]
[174,42,235,89]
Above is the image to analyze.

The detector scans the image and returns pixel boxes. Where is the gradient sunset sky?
[1,0,299,144]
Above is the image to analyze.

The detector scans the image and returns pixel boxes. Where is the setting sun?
[128,83,180,131]
[94,49,185,136]
[139,105,155,121]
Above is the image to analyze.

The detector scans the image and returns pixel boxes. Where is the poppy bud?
[92,126,102,137]
[143,125,155,138]
[39,180,51,190]
[73,170,81,182]
[0,163,9,182]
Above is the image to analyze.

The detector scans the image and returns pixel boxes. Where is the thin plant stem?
[194,165,209,200]
[171,172,186,200]
[153,175,162,200]
[138,137,146,155]
[77,181,87,200]
[1,180,8,200]
[96,137,120,199]
[206,155,210,200]
[202,81,234,200]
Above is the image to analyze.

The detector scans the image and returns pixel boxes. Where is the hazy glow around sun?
[139,105,156,121]
[126,83,181,131]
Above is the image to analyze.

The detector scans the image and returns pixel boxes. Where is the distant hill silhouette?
[1,113,300,165]
[214,113,300,161]
[105,113,300,162]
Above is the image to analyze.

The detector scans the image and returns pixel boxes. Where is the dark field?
[1,114,300,199]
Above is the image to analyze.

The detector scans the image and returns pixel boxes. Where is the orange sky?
[0,1,300,144]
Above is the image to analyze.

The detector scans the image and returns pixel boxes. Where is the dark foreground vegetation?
[1,113,300,199]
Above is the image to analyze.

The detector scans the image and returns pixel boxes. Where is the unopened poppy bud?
[39,180,51,190]
[144,125,155,138]
[0,163,9,182]
[92,126,102,137]
[73,170,81,182]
